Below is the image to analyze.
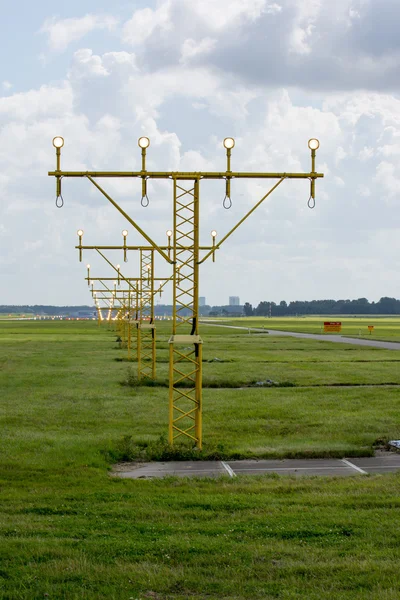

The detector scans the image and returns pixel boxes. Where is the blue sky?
[3,1,145,91]
[1,0,400,306]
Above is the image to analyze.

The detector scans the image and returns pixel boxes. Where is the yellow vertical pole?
[137,318,141,381]
[127,289,131,361]
[172,181,177,336]
[150,250,156,379]
[311,149,316,200]
[122,293,126,348]
[193,178,200,337]
[152,326,156,379]
[168,341,174,444]
[195,342,203,448]
[135,286,139,363]
[193,179,202,448]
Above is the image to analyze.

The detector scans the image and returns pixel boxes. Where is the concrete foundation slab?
[114,460,226,479]
[113,452,400,480]
[351,452,400,474]
[226,459,355,477]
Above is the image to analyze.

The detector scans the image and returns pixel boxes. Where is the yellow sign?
[324,321,342,333]
[368,325,374,334]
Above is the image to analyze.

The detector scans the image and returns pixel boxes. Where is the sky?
[1,0,400,307]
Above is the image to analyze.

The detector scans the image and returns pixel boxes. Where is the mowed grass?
[2,319,400,460]
[1,319,400,598]
[214,315,400,342]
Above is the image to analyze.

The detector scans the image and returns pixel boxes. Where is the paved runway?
[202,322,400,351]
[113,451,400,480]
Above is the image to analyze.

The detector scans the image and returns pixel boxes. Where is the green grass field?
[1,318,400,598]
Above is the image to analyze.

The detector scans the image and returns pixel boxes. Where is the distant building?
[229,296,240,306]
[199,297,206,307]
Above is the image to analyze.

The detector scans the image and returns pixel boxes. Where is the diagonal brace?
[86,176,173,264]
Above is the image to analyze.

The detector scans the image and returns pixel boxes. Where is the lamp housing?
[53,136,64,148]
[138,137,150,149]
[308,138,320,150]
[223,137,235,149]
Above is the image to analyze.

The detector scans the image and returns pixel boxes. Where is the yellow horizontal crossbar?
[50,170,324,180]
[79,246,212,251]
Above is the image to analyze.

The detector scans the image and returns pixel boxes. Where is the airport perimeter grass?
[1,319,400,598]
[217,316,400,342]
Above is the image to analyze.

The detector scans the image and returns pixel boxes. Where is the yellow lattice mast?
[82,243,162,376]
[138,249,156,380]
[168,178,203,446]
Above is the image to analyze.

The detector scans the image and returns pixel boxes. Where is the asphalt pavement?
[113,451,400,480]
[202,322,400,351]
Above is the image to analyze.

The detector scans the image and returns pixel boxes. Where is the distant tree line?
[3,297,400,317]
[243,297,400,316]
[0,305,94,315]
[0,304,236,317]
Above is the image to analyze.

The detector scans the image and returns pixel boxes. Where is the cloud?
[183,0,270,30]
[3,2,400,305]
[2,48,400,302]
[0,83,73,122]
[118,0,400,92]
[122,2,172,46]
[180,38,217,65]
[40,14,118,52]
[375,161,400,199]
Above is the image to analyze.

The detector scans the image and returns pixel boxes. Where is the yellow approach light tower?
[50,135,323,449]
[78,235,172,378]
[86,268,118,322]
[138,249,156,380]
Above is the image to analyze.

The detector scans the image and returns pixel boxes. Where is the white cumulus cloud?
[122,2,172,46]
[40,14,118,52]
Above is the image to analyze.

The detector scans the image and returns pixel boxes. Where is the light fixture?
[122,230,128,261]
[223,141,234,207]
[139,138,150,205]
[52,136,64,148]
[116,264,120,269]
[223,137,235,149]
[138,137,150,149]
[86,264,90,269]
[211,230,217,262]
[308,138,320,150]
[166,229,173,258]
[77,230,84,262]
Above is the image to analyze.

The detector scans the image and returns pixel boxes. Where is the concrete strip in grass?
[114,460,227,479]
[351,452,400,473]
[114,452,400,479]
